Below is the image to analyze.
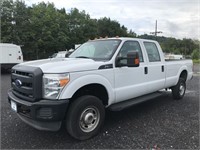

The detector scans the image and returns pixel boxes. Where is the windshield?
[69,39,121,60]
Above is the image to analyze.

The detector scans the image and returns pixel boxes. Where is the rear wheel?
[66,95,105,140]
[171,78,186,100]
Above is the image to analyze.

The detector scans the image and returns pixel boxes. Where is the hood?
[18,58,105,73]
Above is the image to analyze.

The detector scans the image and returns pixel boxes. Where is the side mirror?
[116,51,140,67]
[127,51,140,67]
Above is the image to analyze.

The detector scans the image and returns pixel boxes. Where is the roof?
[0,43,20,47]
[90,37,157,43]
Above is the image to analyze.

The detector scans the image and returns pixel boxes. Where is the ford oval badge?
[15,79,22,88]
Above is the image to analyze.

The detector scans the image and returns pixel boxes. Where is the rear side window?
[144,42,161,62]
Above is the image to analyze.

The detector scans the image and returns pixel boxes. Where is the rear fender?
[175,66,187,85]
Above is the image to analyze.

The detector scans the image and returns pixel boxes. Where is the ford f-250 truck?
[8,37,193,140]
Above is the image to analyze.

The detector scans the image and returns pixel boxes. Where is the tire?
[171,78,186,100]
[66,95,105,140]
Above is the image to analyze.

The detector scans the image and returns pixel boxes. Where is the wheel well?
[70,84,109,106]
[180,70,187,81]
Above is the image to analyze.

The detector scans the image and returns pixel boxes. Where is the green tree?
[13,0,30,45]
[3,1,198,60]
[127,29,137,38]
[191,49,200,60]
[97,17,128,37]
[27,2,70,59]
[67,8,98,48]
[1,0,14,43]
[179,38,198,55]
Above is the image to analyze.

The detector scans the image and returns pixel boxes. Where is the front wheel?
[171,78,186,100]
[66,95,105,140]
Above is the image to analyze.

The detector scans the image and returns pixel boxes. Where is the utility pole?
[150,20,163,36]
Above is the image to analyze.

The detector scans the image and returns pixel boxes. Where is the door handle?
[161,65,164,72]
[144,67,148,74]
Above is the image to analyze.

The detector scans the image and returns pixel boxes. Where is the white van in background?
[0,43,23,71]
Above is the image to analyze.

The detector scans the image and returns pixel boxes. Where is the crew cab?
[8,38,193,140]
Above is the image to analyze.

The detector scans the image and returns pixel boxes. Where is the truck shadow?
[104,94,174,128]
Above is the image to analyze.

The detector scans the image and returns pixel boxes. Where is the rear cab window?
[143,42,161,62]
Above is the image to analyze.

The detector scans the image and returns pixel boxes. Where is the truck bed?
[164,59,193,88]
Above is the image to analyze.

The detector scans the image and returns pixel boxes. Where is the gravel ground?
[1,64,199,149]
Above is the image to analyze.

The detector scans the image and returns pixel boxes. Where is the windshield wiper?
[76,56,91,59]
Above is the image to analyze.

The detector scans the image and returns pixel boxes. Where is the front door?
[114,40,149,103]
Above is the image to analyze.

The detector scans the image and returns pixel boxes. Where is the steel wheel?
[79,106,100,133]
[179,83,185,96]
[172,78,186,100]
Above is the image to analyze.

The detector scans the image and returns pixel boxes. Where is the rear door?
[143,41,165,92]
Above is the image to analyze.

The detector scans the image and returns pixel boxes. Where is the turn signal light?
[59,78,69,87]
[134,58,139,65]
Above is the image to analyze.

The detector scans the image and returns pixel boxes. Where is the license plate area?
[11,101,17,112]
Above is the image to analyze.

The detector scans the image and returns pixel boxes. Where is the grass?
[193,59,200,64]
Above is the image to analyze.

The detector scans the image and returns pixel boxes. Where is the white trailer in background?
[0,43,23,70]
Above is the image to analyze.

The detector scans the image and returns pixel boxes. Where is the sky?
[25,0,200,40]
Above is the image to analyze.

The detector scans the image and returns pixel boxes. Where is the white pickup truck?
[8,37,193,140]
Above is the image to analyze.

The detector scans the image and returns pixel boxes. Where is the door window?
[118,41,144,62]
[144,42,161,62]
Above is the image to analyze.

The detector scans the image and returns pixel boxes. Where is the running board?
[109,92,163,111]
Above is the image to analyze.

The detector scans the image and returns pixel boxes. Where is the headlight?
[43,73,70,99]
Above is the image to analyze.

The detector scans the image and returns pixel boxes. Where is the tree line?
[1,0,199,60]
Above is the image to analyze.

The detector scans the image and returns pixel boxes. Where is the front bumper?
[8,90,69,131]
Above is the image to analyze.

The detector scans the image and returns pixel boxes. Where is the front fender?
[59,74,115,105]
